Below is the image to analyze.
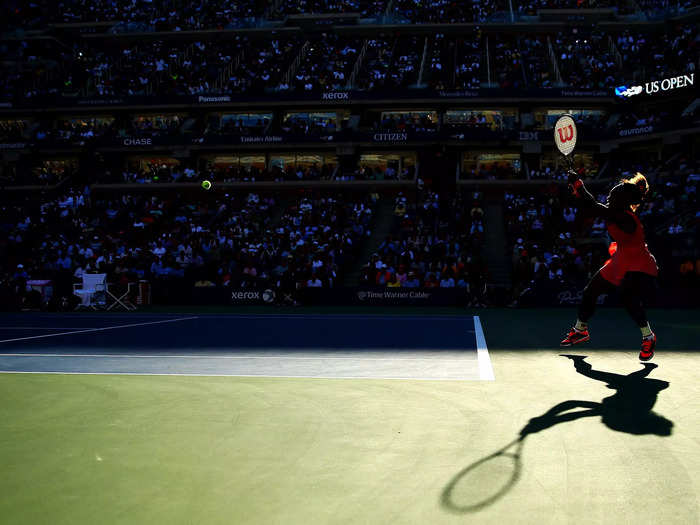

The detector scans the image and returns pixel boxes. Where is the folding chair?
[107,282,138,311]
[73,273,107,310]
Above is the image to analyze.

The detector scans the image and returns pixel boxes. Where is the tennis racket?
[554,114,578,171]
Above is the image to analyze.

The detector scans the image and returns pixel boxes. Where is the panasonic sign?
[615,73,694,98]
[197,95,231,103]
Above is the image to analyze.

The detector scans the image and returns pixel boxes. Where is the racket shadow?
[441,355,673,514]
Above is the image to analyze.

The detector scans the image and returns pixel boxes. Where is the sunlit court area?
[1,0,699,522]
[1,309,699,523]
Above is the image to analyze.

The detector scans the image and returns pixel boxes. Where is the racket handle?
[568,179,583,197]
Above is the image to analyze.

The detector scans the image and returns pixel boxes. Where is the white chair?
[73,273,107,310]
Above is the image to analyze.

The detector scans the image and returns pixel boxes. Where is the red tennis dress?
[600,211,658,286]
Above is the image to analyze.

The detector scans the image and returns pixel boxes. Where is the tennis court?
[1,308,699,524]
[0,313,492,380]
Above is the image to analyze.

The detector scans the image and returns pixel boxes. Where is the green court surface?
[1,308,699,524]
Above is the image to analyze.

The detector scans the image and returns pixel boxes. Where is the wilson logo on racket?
[554,114,577,157]
[557,125,574,143]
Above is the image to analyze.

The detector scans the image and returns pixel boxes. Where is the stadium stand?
[0,1,698,309]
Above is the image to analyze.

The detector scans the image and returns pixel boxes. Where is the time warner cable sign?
[615,73,694,98]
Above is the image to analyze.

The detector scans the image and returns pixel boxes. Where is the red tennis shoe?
[560,327,590,347]
[639,333,656,361]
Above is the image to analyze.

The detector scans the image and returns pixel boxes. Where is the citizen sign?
[373,132,408,142]
[322,92,349,100]
[123,138,152,146]
[615,73,694,98]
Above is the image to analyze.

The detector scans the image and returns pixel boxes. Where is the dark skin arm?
[568,172,636,234]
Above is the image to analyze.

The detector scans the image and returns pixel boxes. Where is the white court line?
[16,314,472,322]
[0,327,100,330]
[0,353,476,362]
[0,317,199,344]
[0,370,477,381]
[474,316,495,381]
[200,314,476,321]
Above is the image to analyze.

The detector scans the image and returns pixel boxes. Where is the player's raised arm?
[567,170,636,234]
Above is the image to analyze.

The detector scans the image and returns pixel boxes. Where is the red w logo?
[557,125,574,143]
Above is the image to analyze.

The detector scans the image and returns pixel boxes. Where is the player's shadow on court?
[521,355,673,437]
[441,355,673,514]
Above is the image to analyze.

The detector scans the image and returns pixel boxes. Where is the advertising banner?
[299,287,468,306]
[3,86,613,110]
[191,287,277,305]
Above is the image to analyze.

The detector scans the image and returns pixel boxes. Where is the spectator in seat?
[307,273,323,287]
[387,273,401,287]
[404,272,420,288]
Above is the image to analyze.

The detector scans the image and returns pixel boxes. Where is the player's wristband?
[571,179,583,196]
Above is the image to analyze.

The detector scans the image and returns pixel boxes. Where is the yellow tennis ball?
[201,180,212,190]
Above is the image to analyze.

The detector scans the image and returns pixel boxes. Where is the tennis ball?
[201,180,212,190]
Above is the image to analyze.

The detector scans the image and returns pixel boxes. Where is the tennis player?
[560,171,659,361]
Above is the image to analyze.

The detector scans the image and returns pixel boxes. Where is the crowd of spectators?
[344,164,415,181]
[445,111,507,131]
[391,0,505,23]
[361,190,489,304]
[371,112,437,133]
[1,21,696,102]
[271,0,388,18]
[281,114,337,136]
[462,163,520,180]
[615,109,670,132]
[553,30,617,89]
[516,0,634,17]
[455,35,483,90]
[88,40,238,97]
[14,0,689,33]
[491,36,525,89]
[284,36,359,92]
[0,165,72,187]
[0,120,29,142]
[491,34,552,90]
[508,159,700,305]
[505,184,609,305]
[34,118,115,146]
[0,185,376,309]
[1,155,696,310]
[221,38,301,95]
[528,166,570,181]
[636,0,696,18]
[8,0,268,32]
[521,35,553,87]
[615,24,697,84]
[211,115,271,136]
[355,36,423,91]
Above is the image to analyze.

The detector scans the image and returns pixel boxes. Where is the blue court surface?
[0,313,493,380]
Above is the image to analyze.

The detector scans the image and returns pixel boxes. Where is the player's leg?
[561,271,616,346]
[620,272,657,361]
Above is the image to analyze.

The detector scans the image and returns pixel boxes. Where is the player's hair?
[608,172,649,211]
[623,172,649,199]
